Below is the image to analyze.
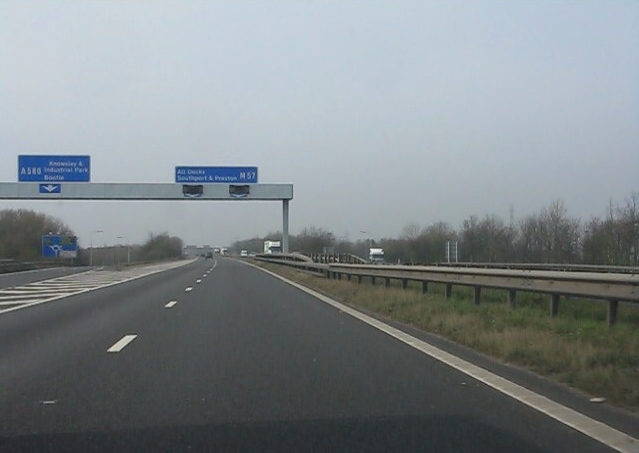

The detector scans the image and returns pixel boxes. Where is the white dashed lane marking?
[165,301,177,308]
[107,335,137,353]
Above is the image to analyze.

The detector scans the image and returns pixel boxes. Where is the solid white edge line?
[107,334,137,353]
[253,264,639,453]
[165,301,177,308]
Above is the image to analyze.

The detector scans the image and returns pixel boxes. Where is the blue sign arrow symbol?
[39,184,61,193]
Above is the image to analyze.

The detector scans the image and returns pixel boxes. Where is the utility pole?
[89,229,103,266]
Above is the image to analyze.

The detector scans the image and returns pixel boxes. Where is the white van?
[369,248,385,264]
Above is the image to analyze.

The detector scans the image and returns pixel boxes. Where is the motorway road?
[0,258,636,452]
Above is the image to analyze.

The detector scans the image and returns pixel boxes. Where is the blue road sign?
[41,235,78,259]
[39,183,61,194]
[19,155,90,182]
[175,166,258,184]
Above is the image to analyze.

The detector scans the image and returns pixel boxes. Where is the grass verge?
[257,262,639,411]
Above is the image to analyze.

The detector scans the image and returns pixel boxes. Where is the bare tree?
[618,192,639,265]
[460,215,480,262]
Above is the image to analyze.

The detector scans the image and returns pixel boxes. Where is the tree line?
[83,233,184,266]
[0,209,184,265]
[232,193,639,266]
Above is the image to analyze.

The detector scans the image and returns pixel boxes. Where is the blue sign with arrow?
[39,184,61,194]
[19,155,90,182]
[41,235,78,259]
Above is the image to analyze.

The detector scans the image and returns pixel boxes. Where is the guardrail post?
[336,272,341,280]
[421,281,428,294]
[371,276,376,286]
[325,270,331,279]
[357,275,362,285]
[347,274,352,281]
[473,286,481,305]
[550,294,559,317]
[508,289,516,308]
[445,283,452,299]
[384,277,390,288]
[402,279,408,289]
[607,300,619,326]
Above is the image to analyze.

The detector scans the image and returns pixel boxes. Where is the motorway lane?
[0,258,629,452]
[0,259,204,391]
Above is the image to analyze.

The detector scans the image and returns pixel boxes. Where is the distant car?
[240,250,248,257]
[205,252,213,259]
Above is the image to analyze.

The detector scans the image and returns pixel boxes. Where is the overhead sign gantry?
[2,156,293,253]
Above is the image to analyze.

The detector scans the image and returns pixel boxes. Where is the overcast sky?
[1,1,637,247]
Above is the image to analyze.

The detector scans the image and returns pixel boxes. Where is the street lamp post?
[359,230,372,260]
[89,229,103,266]
[116,236,130,266]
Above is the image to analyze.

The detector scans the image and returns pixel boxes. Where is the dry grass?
[258,263,639,410]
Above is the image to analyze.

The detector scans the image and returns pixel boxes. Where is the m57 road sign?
[175,166,258,184]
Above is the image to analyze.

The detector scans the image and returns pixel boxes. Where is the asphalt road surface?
[0,258,636,452]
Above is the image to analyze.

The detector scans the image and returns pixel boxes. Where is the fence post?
[421,281,428,294]
[550,294,559,317]
[474,286,481,305]
[445,283,453,299]
[607,299,619,326]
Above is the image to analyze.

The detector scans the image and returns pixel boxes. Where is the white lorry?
[263,240,282,254]
[369,247,385,264]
